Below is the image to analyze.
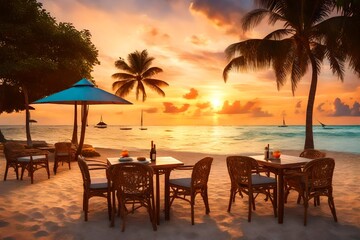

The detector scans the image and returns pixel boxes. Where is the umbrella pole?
[76,104,88,160]
[71,103,78,145]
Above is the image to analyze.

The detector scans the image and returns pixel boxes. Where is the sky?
[1,0,360,126]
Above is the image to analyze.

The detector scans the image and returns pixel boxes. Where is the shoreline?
[1,147,360,239]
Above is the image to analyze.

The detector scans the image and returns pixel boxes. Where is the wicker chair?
[3,142,50,184]
[169,157,213,225]
[285,149,326,204]
[77,156,111,222]
[109,162,156,232]
[284,158,337,225]
[226,156,277,222]
[54,142,74,174]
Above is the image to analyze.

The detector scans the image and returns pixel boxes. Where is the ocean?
[1,125,359,155]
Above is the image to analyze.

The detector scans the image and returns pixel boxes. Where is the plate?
[119,157,133,162]
[136,160,150,164]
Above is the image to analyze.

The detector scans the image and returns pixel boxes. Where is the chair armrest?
[85,159,106,164]
[174,165,194,170]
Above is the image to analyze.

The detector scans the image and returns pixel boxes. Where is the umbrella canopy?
[34,78,132,105]
[33,78,132,158]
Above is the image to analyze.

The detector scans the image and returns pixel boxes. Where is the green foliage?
[112,50,168,102]
[0,0,99,114]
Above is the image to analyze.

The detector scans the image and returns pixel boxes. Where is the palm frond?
[223,56,246,82]
[143,82,166,97]
[242,9,271,31]
[143,78,169,87]
[111,72,136,80]
[264,29,294,40]
[114,58,133,73]
[142,67,163,78]
[113,80,135,97]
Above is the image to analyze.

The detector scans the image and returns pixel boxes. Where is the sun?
[211,98,222,110]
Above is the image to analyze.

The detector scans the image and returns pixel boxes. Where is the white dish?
[119,157,133,162]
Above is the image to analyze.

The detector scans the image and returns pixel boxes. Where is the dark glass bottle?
[150,141,154,160]
[151,144,157,161]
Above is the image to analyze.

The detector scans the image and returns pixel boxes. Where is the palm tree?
[112,50,169,102]
[223,0,356,150]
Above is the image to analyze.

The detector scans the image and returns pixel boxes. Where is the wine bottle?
[151,144,157,161]
[150,141,154,160]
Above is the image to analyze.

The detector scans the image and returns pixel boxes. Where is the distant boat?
[318,120,333,129]
[120,127,132,130]
[318,120,326,128]
[95,115,107,128]
[139,110,147,130]
[278,116,288,127]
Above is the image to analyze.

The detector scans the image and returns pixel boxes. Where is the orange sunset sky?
[1,0,360,126]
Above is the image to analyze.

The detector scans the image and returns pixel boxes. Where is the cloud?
[163,102,190,113]
[189,0,253,36]
[252,107,273,117]
[296,101,302,108]
[189,34,209,46]
[141,26,171,45]
[217,100,255,114]
[144,107,158,113]
[183,88,199,99]
[317,103,326,112]
[196,102,211,109]
[333,98,360,116]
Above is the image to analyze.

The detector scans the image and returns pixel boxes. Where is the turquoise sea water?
[1,125,359,155]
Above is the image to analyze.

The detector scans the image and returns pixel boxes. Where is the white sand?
[0,148,359,240]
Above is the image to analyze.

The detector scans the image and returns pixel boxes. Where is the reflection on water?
[1,125,359,154]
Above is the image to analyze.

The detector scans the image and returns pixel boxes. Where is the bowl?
[137,157,147,161]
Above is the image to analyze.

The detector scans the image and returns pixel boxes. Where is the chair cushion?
[169,178,191,188]
[17,155,47,162]
[251,174,276,185]
[90,178,108,189]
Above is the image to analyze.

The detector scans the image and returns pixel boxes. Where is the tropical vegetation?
[112,50,168,102]
[223,0,360,150]
[0,0,99,146]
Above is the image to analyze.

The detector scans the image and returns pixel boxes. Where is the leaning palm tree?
[112,50,169,102]
[223,0,353,150]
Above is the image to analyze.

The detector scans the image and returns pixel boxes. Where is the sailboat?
[139,110,147,130]
[278,116,288,127]
[317,119,333,129]
[95,115,107,128]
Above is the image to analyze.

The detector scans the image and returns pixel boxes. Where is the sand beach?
[0,147,360,240]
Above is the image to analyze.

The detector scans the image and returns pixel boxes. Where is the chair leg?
[328,196,338,222]
[303,198,309,226]
[227,189,235,212]
[248,194,253,222]
[4,163,9,181]
[107,192,112,221]
[84,194,89,221]
[148,197,157,231]
[53,159,58,175]
[202,188,210,214]
[191,194,195,225]
[46,161,50,179]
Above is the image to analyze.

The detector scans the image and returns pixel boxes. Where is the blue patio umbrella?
[33,78,132,158]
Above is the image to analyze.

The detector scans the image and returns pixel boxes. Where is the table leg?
[164,169,171,220]
[278,169,284,224]
[155,170,160,225]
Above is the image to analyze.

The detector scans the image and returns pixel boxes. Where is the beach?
[0,147,360,240]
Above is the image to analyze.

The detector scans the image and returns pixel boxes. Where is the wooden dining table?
[107,156,184,225]
[250,154,312,224]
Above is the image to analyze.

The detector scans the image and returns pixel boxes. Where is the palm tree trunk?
[22,84,33,147]
[304,55,318,150]
[75,103,88,160]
